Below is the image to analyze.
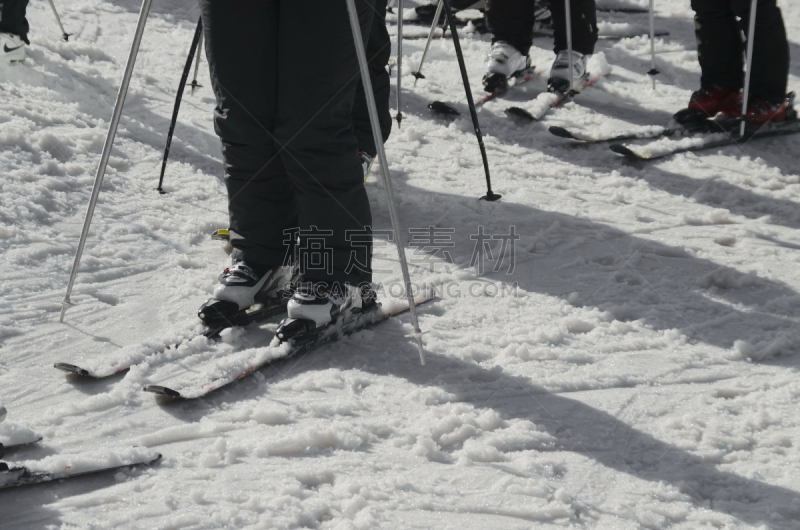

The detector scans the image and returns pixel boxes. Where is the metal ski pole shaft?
[190,30,204,93]
[740,0,758,137]
[565,0,574,94]
[345,0,426,365]
[396,0,405,125]
[647,0,659,89]
[413,0,444,85]
[47,0,72,41]
[442,0,500,201]
[156,17,204,194]
[60,0,153,323]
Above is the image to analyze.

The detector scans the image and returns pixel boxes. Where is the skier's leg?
[549,0,596,55]
[732,0,789,105]
[0,0,30,43]
[691,0,742,91]
[672,0,743,123]
[0,0,29,64]
[276,0,374,289]
[483,0,534,91]
[485,0,535,55]
[353,0,391,163]
[547,0,596,91]
[200,0,295,271]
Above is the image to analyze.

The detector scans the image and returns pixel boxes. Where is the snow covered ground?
[2,0,800,527]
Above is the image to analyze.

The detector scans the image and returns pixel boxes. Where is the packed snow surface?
[2,0,800,528]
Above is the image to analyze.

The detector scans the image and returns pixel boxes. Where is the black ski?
[610,119,800,160]
[0,452,161,489]
[143,293,435,400]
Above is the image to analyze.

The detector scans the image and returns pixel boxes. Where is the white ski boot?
[0,33,25,65]
[276,282,376,342]
[547,50,589,94]
[483,41,531,93]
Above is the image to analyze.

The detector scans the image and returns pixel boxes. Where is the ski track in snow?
[2,0,800,528]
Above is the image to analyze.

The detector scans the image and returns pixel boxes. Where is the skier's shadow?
[346,341,800,528]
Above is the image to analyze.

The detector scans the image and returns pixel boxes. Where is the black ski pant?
[486,0,597,56]
[200,0,378,287]
[0,0,29,43]
[353,0,391,158]
[692,0,788,104]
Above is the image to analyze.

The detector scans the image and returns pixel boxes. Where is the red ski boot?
[673,86,740,124]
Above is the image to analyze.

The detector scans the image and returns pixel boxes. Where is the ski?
[54,302,288,379]
[429,67,544,116]
[0,427,42,452]
[143,292,435,400]
[0,449,161,489]
[549,124,675,143]
[0,412,42,451]
[505,72,606,123]
[609,119,800,160]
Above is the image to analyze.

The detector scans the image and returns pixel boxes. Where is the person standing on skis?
[198,0,383,340]
[0,0,30,64]
[674,0,791,125]
[482,0,598,93]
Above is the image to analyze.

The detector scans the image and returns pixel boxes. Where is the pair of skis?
[549,93,800,160]
[430,69,605,123]
[55,293,434,400]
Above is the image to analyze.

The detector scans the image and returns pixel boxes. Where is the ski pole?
[345,0,426,366]
[156,17,204,194]
[60,0,153,323]
[565,0,574,94]
[412,0,444,85]
[395,0,405,125]
[190,30,204,94]
[442,0,500,201]
[740,0,758,137]
[47,0,72,41]
[647,0,659,89]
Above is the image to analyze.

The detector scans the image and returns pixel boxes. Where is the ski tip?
[54,363,91,377]
[609,144,645,160]
[428,101,460,116]
[548,126,577,140]
[210,229,230,241]
[505,107,536,123]
[143,385,182,398]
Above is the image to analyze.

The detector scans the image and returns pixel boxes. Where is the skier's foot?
[483,41,530,93]
[0,33,26,65]
[547,50,589,94]
[198,261,297,327]
[276,282,376,342]
[673,86,740,124]
[744,95,792,125]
